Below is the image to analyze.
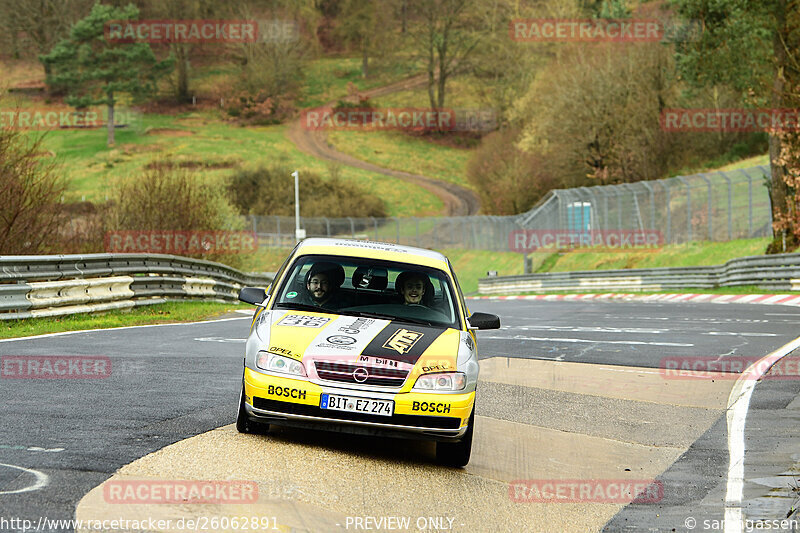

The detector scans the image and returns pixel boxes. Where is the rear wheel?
[236,385,269,434]
[435,407,474,467]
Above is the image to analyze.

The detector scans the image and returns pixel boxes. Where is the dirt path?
[286,75,481,216]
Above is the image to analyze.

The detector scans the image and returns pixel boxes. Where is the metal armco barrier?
[478,253,800,295]
[0,254,273,320]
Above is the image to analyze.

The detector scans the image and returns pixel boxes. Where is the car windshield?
[272,254,461,329]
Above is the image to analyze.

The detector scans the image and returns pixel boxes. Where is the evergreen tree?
[40,3,174,146]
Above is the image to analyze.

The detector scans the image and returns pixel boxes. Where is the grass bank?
[0,301,243,340]
[533,238,771,273]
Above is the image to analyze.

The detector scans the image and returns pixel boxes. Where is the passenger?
[395,271,432,307]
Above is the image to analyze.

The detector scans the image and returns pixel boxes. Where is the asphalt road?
[1,300,798,532]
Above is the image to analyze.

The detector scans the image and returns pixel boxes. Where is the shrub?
[0,128,67,254]
[104,163,248,268]
[227,164,386,218]
[466,127,556,215]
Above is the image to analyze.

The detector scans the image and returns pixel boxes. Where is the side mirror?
[239,287,267,306]
[467,312,500,330]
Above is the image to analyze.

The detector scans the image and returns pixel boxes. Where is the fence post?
[663,180,672,244]
[371,217,378,240]
[348,217,355,238]
[610,185,623,229]
[580,186,600,231]
[395,217,400,244]
[676,176,691,242]
[323,217,331,237]
[275,216,281,247]
[641,181,656,230]
[622,183,644,231]
[715,171,733,240]
[759,164,772,236]
[699,174,713,240]
[739,169,754,237]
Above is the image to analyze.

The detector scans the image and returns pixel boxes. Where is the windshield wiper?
[348,311,435,327]
[273,302,330,313]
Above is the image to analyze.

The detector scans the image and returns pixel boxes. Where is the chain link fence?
[519,165,773,244]
[248,165,772,250]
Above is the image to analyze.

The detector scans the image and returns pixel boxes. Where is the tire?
[436,407,474,467]
[236,385,269,435]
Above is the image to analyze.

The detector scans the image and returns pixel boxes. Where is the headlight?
[412,372,466,391]
[256,351,306,377]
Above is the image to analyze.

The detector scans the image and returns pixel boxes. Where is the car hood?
[258,309,460,370]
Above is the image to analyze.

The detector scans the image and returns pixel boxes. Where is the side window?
[266,251,296,305]
[448,259,468,321]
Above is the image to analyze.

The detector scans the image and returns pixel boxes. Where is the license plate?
[320,393,393,416]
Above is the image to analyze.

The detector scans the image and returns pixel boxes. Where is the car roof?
[292,238,450,270]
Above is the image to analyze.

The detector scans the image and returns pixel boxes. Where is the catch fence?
[248,165,772,251]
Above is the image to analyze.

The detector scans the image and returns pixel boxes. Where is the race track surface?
[1,300,799,533]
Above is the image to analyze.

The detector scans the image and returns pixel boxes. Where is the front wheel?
[236,385,269,435]
[435,407,474,467]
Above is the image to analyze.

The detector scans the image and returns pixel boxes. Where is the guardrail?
[0,254,274,320]
[478,253,800,295]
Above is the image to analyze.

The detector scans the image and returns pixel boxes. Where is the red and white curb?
[467,293,800,307]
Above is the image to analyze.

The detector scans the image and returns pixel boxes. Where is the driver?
[395,271,431,306]
[302,262,345,309]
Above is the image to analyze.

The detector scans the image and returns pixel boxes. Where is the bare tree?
[0,128,66,254]
[0,0,93,75]
[409,0,485,112]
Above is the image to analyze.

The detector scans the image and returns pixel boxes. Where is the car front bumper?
[243,367,474,441]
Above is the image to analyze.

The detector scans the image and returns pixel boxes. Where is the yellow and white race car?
[235,238,500,466]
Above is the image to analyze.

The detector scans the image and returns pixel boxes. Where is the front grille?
[314,361,408,388]
[253,397,461,430]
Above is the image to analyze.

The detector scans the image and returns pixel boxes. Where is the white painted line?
[724,334,800,533]
[0,463,49,494]
[482,335,693,347]
[507,325,670,334]
[0,444,64,453]
[0,316,250,343]
[194,337,246,343]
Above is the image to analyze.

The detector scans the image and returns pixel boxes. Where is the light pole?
[292,171,305,243]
